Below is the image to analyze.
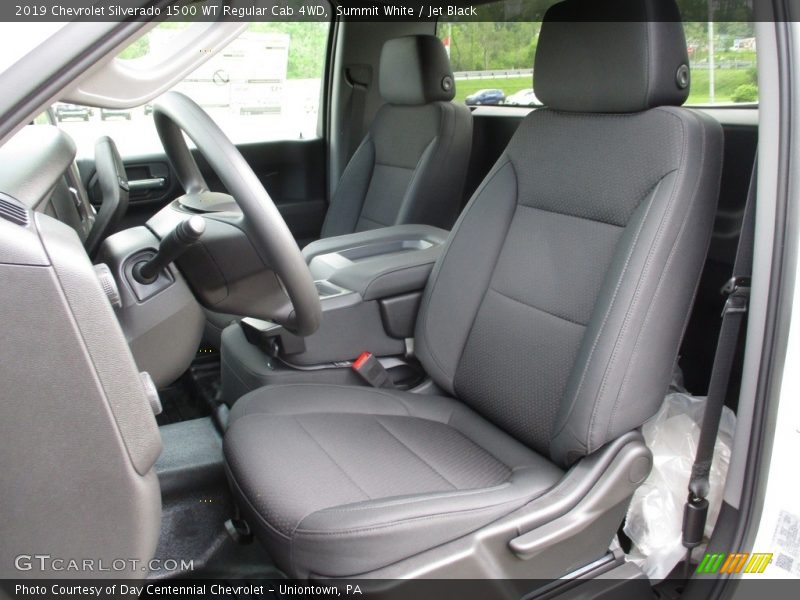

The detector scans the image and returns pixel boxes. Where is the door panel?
[78,137,327,247]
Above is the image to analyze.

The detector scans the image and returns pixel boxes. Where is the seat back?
[415,0,724,467]
[320,35,472,238]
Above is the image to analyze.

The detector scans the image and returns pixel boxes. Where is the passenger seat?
[320,35,473,237]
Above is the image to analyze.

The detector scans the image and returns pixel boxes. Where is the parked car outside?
[100,107,132,121]
[465,88,505,105]
[54,103,91,122]
[504,88,541,106]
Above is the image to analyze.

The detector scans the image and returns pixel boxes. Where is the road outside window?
[50,21,329,157]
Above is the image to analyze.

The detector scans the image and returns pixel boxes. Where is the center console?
[220,225,448,405]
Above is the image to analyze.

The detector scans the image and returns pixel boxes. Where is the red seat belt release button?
[352,352,392,388]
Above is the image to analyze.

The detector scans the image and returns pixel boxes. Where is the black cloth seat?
[320,35,472,237]
[225,384,562,577]
[224,0,724,578]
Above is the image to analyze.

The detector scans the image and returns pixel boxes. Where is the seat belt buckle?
[721,276,751,317]
[352,352,393,388]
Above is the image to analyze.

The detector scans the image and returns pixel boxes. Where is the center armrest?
[225,225,451,371]
[303,224,448,300]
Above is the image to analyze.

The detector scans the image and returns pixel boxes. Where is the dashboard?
[0,122,204,388]
[0,125,95,243]
[0,125,163,579]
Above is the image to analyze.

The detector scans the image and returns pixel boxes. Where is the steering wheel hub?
[178,190,238,213]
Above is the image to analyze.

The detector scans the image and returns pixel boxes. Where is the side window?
[437,0,757,108]
[53,20,330,157]
[437,20,543,107]
[683,23,758,105]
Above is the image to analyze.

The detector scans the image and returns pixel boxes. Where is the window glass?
[438,1,757,107]
[54,20,330,157]
[683,22,758,105]
[31,111,53,126]
[438,22,542,107]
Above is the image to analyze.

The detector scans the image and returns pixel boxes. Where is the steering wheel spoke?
[153,92,322,337]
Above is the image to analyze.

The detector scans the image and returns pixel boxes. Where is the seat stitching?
[293,416,372,500]
[443,406,527,473]
[234,384,412,417]
[588,114,688,452]
[356,214,389,229]
[394,136,438,223]
[516,197,629,229]
[310,481,515,514]
[372,162,416,170]
[295,497,525,537]
[417,101,458,225]
[549,172,671,450]
[442,404,458,428]
[361,162,416,225]
[488,286,589,328]
[419,159,516,385]
[585,182,673,450]
[324,135,375,236]
[226,460,301,574]
[374,417,458,490]
[609,110,708,440]
[223,463,292,540]
[451,163,520,397]
[382,393,420,418]
[361,154,430,227]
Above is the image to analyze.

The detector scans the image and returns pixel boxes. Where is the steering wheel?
[152,91,321,337]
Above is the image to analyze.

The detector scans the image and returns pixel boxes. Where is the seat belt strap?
[682,158,757,557]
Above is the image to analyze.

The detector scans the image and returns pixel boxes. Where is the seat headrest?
[534,0,691,113]
[379,35,456,105]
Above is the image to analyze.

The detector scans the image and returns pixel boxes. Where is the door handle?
[128,177,166,192]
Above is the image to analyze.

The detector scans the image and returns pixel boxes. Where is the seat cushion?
[224,384,563,577]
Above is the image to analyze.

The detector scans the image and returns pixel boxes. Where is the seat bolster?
[550,108,723,465]
[296,465,556,534]
[291,472,549,578]
[320,135,376,238]
[415,159,519,393]
[396,101,473,230]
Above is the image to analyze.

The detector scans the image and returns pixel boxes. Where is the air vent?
[0,195,29,226]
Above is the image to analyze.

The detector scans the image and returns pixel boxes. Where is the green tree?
[118,36,150,60]
[248,22,329,79]
[731,83,758,102]
[442,22,539,71]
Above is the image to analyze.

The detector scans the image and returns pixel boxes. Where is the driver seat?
[224,0,723,579]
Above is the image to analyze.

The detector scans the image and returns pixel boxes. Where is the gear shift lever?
[133,216,205,284]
